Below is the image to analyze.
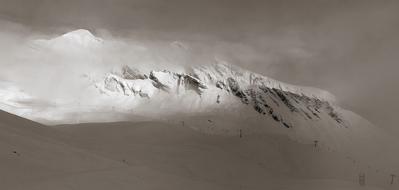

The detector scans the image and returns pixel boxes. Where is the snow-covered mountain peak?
[60,29,100,43]
[33,29,103,49]
[55,29,103,47]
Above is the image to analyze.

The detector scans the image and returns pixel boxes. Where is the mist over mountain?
[1,30,398,172]
[0,1,399,189]
[0,29,339,124]
[2,22,399,190]
[1,0,399,134]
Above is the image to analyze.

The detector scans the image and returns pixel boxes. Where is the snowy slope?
[0,110,388,190]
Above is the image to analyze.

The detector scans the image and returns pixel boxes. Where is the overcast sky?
[0,0,398,134]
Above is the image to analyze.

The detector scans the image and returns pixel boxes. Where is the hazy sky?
[0,0,398,133]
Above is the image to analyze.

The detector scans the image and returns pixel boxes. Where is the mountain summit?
[57,29,102,46]
[34,29,103,49]
[53,29,103,47]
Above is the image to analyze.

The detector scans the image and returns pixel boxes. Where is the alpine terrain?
[0,29,398,190]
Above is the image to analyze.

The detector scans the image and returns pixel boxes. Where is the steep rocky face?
[149,71,207,95]
[96,64,345,129]
[100,66,208,98]
[102,73,155,98]
[206,75,345,129]
[243,86,345,129]
[121,65,147,80]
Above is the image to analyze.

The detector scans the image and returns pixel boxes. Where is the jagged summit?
[193,63,337,103]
